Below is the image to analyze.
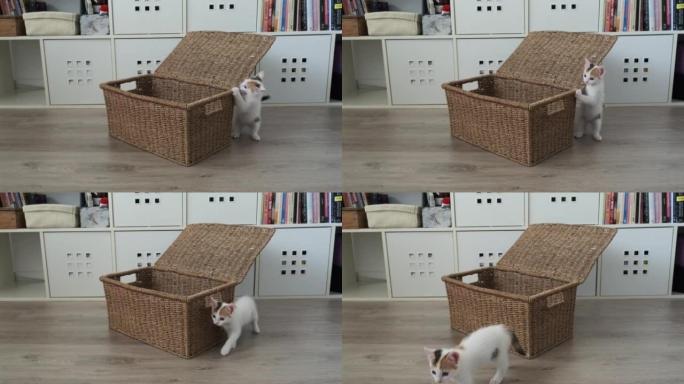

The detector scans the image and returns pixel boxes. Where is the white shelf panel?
[343,280,388,300]
[0,87,45,107]
[0,280,46,299]
[343,87,388,107]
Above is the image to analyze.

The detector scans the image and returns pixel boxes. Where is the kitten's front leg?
[220,328,242,356]
[220,338,234,356]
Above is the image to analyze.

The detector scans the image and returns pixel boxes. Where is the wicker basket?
[443,32,617,166]
[342,16,367,36]
[100,32,275,166]
[100,224,275,358]
[442,224,616,358]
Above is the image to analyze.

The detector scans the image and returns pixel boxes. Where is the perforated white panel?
[386,232,455,297]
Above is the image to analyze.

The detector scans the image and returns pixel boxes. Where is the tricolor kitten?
[424,325,524,384]
[231,71,270,142]
[574,58,606,142]
[210,296,260,356]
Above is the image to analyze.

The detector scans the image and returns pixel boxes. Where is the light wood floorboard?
[0,299,341,384]
[342,299,684,384]
[0,106,341,191]
[343,106,684,191]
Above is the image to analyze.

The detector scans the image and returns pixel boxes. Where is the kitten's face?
[239,71,266,96]
[582,58,604,86]
[424,348,458,383]
[210,298,235,327]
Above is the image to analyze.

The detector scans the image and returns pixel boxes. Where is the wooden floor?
[0,299,341,384]
[343,106,684,191]
[343,299,684,384]
[0,106,341,191]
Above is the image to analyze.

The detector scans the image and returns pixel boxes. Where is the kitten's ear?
[584,58,592,71]
[210,297,219,311]
[256,71,265,81]
[596,65,605,78]
[227,302,237,313]
[444,351,459,368]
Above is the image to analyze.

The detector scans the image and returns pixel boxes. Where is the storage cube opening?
[124,76,228,104]
[457,76,568,105]
[461,268,567,297]
[125,268,228,297]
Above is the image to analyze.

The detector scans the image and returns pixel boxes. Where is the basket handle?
[545,292,566,308]
[546,100,565,115]
[204,99,223,116]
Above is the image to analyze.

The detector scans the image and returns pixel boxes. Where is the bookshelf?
[343,0,682,107]
[343,192,684,301]
[0,192,341,301]
[0,0,341,108]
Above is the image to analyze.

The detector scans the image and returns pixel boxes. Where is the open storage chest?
[442,32,616,166]
[100,224,275,358]
[100,32,275,166]
[442,224,616,358]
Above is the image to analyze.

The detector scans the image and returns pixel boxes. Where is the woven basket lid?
[155,32,276,90]
[155,224,275,283]
[496,224,617,284]
[497,31,617,90]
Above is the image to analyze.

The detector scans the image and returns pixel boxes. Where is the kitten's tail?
[507,328,526,356]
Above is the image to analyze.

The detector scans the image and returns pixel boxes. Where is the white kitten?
[574,58,606,142]
[210,296,260,356]
[424,324,524,384]
[231,71,269,142]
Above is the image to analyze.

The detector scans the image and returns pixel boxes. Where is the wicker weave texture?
[497,224,617,283]
[444,76,575,166]
[443,32,617,167]
[101,32,275,166]
[101,224,275,358]
[156,224,275,283]
[444,269,576,359]
[156,32,275,90]
[103,76,232,166]
[497,31,618,90]
[442,224,617,358]
[102,269,233,358]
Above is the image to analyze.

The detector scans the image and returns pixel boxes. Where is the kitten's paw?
[251,133,261,142]
[575,89,582,97]
[253,325,261,334]
[574,132,584,139]
[231,87,240,95]
[232,132,241,140]
[220,346,232,356]
[489,378,503,384]
[593,133,602,142]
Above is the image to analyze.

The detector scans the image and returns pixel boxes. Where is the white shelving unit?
[0,192,341,301]
[342,0,682,107]
[0,0,342,108]
[343,192,683,300]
